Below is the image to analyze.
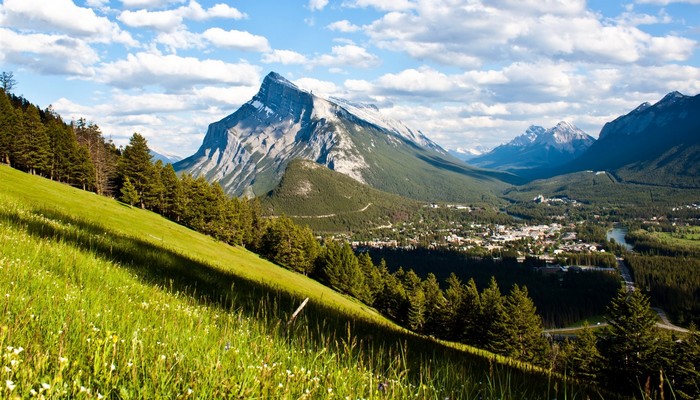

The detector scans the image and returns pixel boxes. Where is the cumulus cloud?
[0,28,99,76]
[120,0,185,9]
[308,0,329,11]
[327,20,361,32]
[315,44,380,68]
[293,78,339,96]
[343,0,415,11]
[0,0,137,46]
[364,0,697,67]
[96,52,261,90]
[117,0,246,31]
[202,28,270,52]
[261,49,308,65]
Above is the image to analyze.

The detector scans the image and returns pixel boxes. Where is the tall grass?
[0,166,612,399]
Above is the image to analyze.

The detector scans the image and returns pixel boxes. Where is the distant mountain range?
[174,72,514,202]
[150,149,182,165]
[468,121,595,171]
[555,91,700,187]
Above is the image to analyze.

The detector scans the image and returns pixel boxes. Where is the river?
[606,227,633,251]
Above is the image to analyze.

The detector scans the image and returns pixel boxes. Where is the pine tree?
[602,287,662,392]
[481,277,508,352]
[460,278,482,344]
[673,328,700,400]
[421,273,446,336]
[566,322,603,382]
[117,133,154,208]
[0,89,18,165]
[358,252,382,303]
[159,163,180,219]
[120,177,140,206]
[502,285,548,365]
[407,285,426,331]
[443,273,466,340]
[74,120,118,195]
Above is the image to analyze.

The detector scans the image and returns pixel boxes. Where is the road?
[544,258,689,335]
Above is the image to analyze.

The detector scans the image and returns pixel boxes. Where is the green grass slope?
[0,165,608,399]
[262,159,421,232]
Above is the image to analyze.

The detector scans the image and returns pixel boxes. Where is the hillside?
[262,159,421,232]
[503,170,700,207]
[0,165,599,399]
[175,72,517,202]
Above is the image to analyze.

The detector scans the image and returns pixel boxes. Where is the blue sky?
[1,0,699,157]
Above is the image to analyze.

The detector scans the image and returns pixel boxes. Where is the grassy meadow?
[0,165,608,399]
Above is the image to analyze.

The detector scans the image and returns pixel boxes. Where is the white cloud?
[308,0,329,11]
[327,20,361,32]
[120,0,185,8]
[0,0,137,46]
[261,49,308,65]
[636,0,700,4]
[117,0,246,31]
[293,78,339,96]
[118,8,183,31]
[202,28,270,52]
[375,67,457,96]
[343,0,415,11]
[156,29,205,52]
[0,28,99,76]
[315,44,380,68]
[96,52,261,90]
[364,0,697,67]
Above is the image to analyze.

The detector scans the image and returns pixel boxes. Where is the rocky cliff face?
[174,72,511,201]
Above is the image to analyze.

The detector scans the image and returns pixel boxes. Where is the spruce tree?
[117,133,153,208]
[503,285,548,365]
[602,287,662,392]
[0,89,18,165]
[481,277,508,352]
[120,177,140,206]
[573,322,603,379]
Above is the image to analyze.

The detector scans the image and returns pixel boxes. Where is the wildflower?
[30,389,37,396]
[328,387,333,393]
[5,380,15,391]
[13,347,23,355]
[110,364,116,372]
[378,382,388,392]
[224,342,231,351]
[58,356,68,364]
[187,388,193,395]
[41,383,50,390]
[278,383,283,388]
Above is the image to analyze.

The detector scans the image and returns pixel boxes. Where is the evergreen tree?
[0,89,18,165]
[673,328,700,400]
[74,120,118,195]
[358,252,382,303]
[602,287,663,392]
[407,285,426,331]
[481,277,508,352]
[120,177,140,206]
[117,133,154,208]
[421,273,446,336]
[460,278,482,344]
[502,285,548,365]
[443,273,467,340]
[159,163,181,219]
[564,322,602,381]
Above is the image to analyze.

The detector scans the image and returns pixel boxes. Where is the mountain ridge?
[175,71,516,202]
[469,121,594,171]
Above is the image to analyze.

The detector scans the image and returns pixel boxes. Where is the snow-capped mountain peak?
[173,72,471,199]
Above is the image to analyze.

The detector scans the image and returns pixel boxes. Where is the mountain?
[150,148,182,164]
[468,122,595,171]
[262,159,420,232]
[448,147,485,162]
[174,72,515,202]
[556,91,700,187]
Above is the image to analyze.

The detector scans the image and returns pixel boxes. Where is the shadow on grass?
[0,204,615,399]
